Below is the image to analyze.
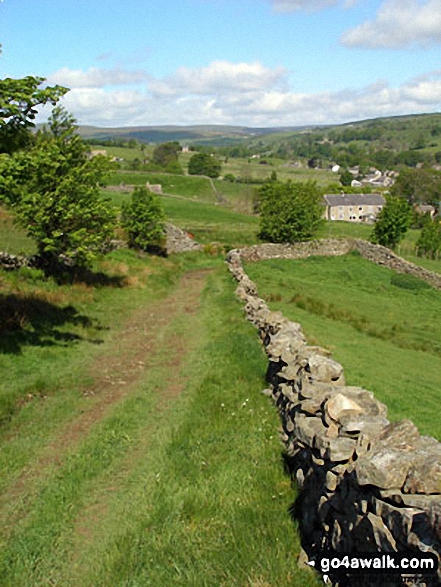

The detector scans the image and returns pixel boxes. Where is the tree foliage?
[370,195,412,249]
[188,152,221,178]
[1,107,116,269]
[152,141,181,168]
[339,169,353,186]
[416,220,441,259]
[257,180,324,243]
[391,168,441,206]
[0,76,67,154]
[122,186,165,252]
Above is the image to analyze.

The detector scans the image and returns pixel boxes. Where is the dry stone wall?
[227,244,441,586]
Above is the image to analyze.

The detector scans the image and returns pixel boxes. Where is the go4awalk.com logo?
[307,552,439,584]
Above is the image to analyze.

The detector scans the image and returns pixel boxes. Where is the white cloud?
[270,0,356,12]
[148,60,287,96]
[341,0,441,49]
[46,62,441,127]
[47,67,149,88]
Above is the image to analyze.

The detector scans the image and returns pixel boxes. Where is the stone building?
[323,193,385,223]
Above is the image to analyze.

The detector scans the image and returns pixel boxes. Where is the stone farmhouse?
[323,193,386,223]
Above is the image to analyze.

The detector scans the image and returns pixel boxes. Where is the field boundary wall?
[227,240,441,585]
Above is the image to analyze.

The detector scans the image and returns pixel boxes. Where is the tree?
[416,221,441,259]
[122,186,165,252]
[0,76,67,154]
[391,168,441,206]
[152,141,181,168]
[2,107,116,270]
[257,180,324,243]
[370,195,412,249]
[339,169,353,187]
[188,152,221,178]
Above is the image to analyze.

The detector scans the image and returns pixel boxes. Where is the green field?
[107,171,218,203]
[245,253,441,439]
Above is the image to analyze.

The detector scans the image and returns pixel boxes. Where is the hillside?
[79,112,441,169]
[78,123,312,146]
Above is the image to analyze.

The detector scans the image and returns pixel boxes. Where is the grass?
[0,208,36,255]
[107,171,218,203]
[245,253,441,439]
[0,248,184,422]
[0,252,320,587]
[104,189,259,247]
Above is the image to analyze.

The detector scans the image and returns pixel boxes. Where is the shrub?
[257,180,323,243]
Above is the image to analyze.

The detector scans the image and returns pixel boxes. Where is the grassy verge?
[245,253,441,439]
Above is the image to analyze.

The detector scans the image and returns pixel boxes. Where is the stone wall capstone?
[227,242,441,586]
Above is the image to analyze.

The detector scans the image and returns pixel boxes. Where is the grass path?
[0,270,209,539]
[0,260,318,587]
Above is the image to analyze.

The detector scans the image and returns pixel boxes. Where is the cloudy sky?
[1,0,441,127]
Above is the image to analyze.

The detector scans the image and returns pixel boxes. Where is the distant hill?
[77,124,314,146]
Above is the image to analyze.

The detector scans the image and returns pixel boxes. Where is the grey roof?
[323,193,385,207]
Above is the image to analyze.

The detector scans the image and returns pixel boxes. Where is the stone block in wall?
[353,512,397,552]
[373,499,419,543]
[316,436,357,463]
[378,419,420,448]
[404,453,441,495]
[324,392,364,424]
[341,415,390,445]
[299,352,345,386]
[293,413,328,447]
[356,447,418,490]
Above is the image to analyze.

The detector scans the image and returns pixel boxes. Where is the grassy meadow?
[245,253,441,439]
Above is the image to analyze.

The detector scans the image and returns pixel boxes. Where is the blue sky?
[1,0,441,127]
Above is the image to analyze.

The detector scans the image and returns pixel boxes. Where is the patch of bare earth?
[0,269,210,533]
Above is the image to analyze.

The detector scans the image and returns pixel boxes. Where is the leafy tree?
[0,76,67,154]
[257,180,323,243]
[122,186,165,252]
[391,168,441,206]
[370,195,412,248]
[188,152,221,178]
[1,107,116,270]
[416,221,441,259]
[152,141,181,168]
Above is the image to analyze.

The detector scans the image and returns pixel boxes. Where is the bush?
[257,180,323,243]
[188,152,221,178]
[122,187,166,252]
